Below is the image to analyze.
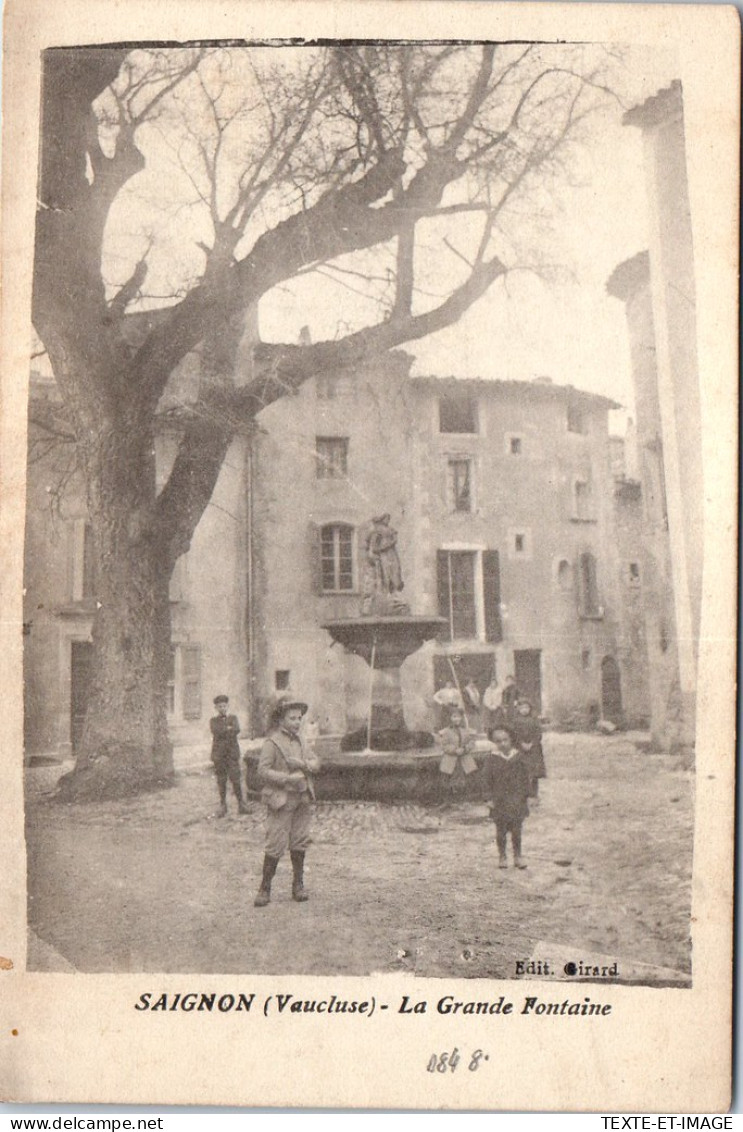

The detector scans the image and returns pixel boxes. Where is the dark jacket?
[210,714,241,761]
[257,728,320,811]
[485,748,530,824]
[511,712,546,779]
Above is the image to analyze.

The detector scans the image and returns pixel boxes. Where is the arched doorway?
[601,656,623,724]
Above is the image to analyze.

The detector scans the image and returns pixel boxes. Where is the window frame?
[446,456,474,513]
[167,643,203,721]
[578,551,603,619]
[438,392,479,435]
[436,547,501,643]
[508,527,532,561]
[439,549,478,639]
[320,522,356,593]
[504,432,524,457]
[315,436,349,479]
[556,557,573,589]
[571,475,595,522]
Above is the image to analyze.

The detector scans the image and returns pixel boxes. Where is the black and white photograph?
[1,0,737,1111]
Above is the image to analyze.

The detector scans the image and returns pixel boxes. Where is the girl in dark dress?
[511,697,546,800]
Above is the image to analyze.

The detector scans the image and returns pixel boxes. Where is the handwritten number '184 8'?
[427,1049,460,1073]
[427,1049,487,1073]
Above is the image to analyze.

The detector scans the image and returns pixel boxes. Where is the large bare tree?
[32,42,614,799]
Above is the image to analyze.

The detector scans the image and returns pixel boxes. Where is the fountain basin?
[322,615,446,668]
[243,739,493,803]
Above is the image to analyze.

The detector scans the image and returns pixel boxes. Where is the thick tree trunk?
[57,412,175,800]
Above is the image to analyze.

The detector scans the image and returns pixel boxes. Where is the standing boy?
[254,695,320,907]
[210,695,250,817]
[485,724,531,869]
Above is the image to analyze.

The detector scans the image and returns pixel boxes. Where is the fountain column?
[322,614,445,750]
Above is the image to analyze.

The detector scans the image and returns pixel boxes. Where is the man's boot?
[290,850,309,902]
[217,798,228,818]
[254,855,278,907]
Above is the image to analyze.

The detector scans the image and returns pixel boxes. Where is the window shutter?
[82,523,96,599]
[309,522,323,595]
[67,521,77,601]
[182,645,202,720]
[436,550,451,641]
[69,518,85,601]
[482,550,502,642]
[169,555,186,603]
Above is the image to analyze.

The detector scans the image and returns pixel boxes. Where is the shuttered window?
[166,646,176,714]
[69,519,96,602]
[82,523,96,599]
[437,550,477,640]
[482,550,502,643]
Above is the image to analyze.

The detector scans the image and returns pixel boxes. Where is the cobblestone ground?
[26,734,694,982]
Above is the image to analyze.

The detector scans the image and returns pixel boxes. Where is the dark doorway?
[601,656,623,724]
[513,649,542,712]
[70,640,93,754]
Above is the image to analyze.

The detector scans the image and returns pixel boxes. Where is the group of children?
[212,680,545,874]
[436,682,546,870]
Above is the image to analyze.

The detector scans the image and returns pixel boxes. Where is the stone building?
[24,348,651,759]
[607,81,701,751]
[247,357,650,736]
[23,367,251,757]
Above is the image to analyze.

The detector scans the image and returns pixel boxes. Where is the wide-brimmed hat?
[213,694,229,705]
[269,694,309,728]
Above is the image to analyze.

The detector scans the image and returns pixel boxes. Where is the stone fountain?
[322,513,446,752]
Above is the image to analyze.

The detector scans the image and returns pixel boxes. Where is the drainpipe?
[245,441,257,737]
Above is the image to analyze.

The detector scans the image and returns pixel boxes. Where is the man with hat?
[210,695,250,817]
[254,694,320,907]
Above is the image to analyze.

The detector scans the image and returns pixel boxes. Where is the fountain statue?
[323,514,446,751]
[362,513,407,614]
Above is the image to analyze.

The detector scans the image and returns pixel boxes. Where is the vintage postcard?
[0,0,738,1111]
